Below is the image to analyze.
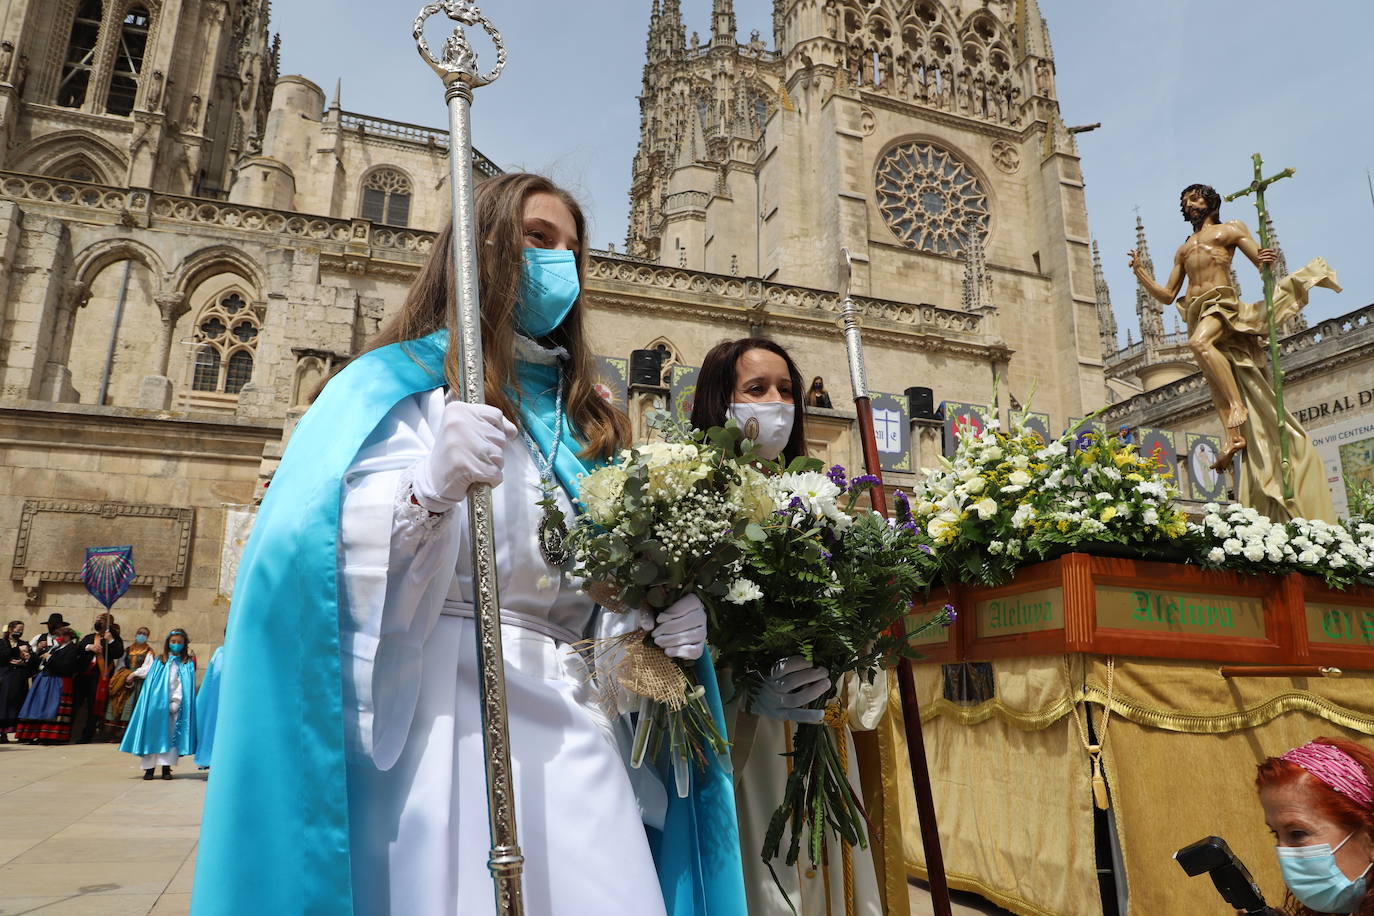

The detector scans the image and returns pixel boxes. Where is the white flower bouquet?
[709,463,947,873]
[908,411,1190,586]
[563,420,773,793]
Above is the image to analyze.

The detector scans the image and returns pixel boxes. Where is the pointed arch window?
[106,6,151,116]
[190,290,260,395]
[58,0,103,110]
[360,168,412,227]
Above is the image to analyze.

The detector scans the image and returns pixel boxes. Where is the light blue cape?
[193,332,744,915]
[119,655,197,758]
[194,646,224,768]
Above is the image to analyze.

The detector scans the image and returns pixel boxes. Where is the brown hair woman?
[194,173,743,916]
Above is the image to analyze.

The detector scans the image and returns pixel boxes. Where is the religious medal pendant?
[536,499,569,568]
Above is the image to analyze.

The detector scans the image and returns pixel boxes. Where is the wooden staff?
[838,249,953,916]
[413,4,522,913]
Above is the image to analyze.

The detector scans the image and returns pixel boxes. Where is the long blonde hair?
[362,172,628,459]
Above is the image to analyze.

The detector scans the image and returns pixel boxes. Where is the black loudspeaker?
[906,386,935,419]
[630,349,664,387]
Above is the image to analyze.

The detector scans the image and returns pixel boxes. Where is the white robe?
[733,673,886,916]
[339,388,666,916]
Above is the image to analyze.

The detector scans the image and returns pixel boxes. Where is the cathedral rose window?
[875,141,990,256]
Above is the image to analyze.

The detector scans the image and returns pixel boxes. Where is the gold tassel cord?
[832,715,856,916]
[1064,654,1115,811]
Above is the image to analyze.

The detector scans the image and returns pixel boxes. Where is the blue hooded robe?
[192,332,745,916]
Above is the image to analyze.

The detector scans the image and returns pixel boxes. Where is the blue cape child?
[192,331,746,915]
[119,654,197,759]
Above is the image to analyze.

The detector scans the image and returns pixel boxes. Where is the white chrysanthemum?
[1223,538,1243,555]
[771,471,851,530]
[1207,547,1226,563]
[725,578,764,605]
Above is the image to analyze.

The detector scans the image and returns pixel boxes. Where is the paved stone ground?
[0,743,1009,916]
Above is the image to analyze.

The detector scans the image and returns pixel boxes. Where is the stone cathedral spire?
[1134,216,1165,354]
[1092,240,1117,357]
[711,0,737,48]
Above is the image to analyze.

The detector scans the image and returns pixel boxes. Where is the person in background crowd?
[120,628,197,780]
[1256,737,1374,915]
[73,613,122,743]
[805,375,833,409]
[15,626,84,744]
[194,641,225,769]
[0,619,32,742]
[27,612,68,659]
[106,626,156,733]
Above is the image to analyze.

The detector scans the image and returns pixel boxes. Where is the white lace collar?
[514,334,568,365]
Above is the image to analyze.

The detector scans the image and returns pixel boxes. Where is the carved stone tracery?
[12,499,194,610]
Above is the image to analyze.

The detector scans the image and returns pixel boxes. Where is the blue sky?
[273,1,1373,340]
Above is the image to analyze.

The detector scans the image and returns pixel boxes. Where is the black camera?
[1174,836,1285,916]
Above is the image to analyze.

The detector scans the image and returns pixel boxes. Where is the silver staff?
[414,4,523,913]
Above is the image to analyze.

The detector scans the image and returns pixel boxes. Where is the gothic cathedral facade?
[0,0,1113,644]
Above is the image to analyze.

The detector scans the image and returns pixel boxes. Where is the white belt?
[441,599,581,646]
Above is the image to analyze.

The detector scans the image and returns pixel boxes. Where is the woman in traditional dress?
[120,628,197,780]
[193,173,745,916]
[0,619,33,742]
[15,626,84,744]
[691,338,886,916]
[105,625,156,732]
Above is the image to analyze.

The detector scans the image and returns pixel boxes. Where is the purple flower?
[788,496,804,512]
[942,604,957,627]
[850,474,881,490]
[918,543,934,554]
[826,465,848,490]
[894,489,912,515]
[820,549,833,565]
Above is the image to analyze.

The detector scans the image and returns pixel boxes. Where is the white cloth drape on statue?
[338,388,666,916]
[732,672,886,916]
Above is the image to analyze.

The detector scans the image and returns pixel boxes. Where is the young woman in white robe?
[690,338,887,916]
[331,173,729,916]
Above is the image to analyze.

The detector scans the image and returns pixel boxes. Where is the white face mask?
[728,401,795,460]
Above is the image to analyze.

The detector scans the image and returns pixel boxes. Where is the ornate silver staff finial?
[413,3,523,914]
[413,1,507,91]
[838,247,869,402]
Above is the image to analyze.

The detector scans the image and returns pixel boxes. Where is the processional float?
[412,3,523,913]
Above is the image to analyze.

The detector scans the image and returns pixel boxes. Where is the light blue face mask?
[1277,832,1372,913]
[134,634,148,644]
[518,248,579,337]
[169,642,185,655]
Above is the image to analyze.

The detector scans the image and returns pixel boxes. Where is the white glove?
[753,656,831,724]
[650,595,708,661]
[411,401,519,513]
